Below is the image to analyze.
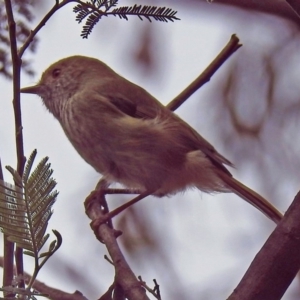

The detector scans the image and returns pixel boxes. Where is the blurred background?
[1,0,300,299]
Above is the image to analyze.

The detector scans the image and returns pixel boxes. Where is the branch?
[285,0,300,18]
[166,34,242,111]
[0,158,15,297]
[228,191,300,300]
[18,0,72,58]
[0,256,88,300]
[85,192,150,300]
[4,0,25,287]
[213,0,300,26]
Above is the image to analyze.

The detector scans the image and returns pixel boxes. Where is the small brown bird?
[21,55,282,224]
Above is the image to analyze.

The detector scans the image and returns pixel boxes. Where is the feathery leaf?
[0,150,59,256]
[111,5,180,22]
[73,1,179,38]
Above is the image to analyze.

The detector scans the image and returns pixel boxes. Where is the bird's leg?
[84,179,114,230]
[103,188,142,195]
[84,178,142,217]
[103,191,153,220]
[85,178,148,238]
[84,178,110,217]
[87,190,153,239]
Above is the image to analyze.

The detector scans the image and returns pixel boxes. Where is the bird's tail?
[217,172,283,224]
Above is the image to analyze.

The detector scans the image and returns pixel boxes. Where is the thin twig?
[4,0,25,288]
[0,158,3,181]
[166,34,242,111]
[18,0,71,58]
[138,276,161,300]
[0,256,88,300]
[18,0,116,58]
[0,159,15,297]
[285,0,300,18]
[104,254,114,265]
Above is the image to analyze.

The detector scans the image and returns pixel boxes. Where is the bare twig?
[19,0,93,58]
[285,0,300,18]
[0,159,15,297]
[228,191,300,300]
[4,1,24,178]
[4,0,25,288]
[0,256,88,300]
[99,282,115,300]
[166,34,242,111]
[138,276,161,300]
[19,0,71,58]
[104,254,114,265]
[0,159,3,182]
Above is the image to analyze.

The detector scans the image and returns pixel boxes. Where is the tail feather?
[217,172,283,224]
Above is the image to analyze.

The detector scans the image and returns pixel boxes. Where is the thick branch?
[228,191,300,300]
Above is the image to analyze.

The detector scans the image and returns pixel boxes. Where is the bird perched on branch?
[21,55,283,224]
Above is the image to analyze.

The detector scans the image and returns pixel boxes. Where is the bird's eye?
[52,68,61,78]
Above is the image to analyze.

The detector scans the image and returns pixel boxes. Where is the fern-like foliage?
[73,0,118,38]
[112,5,179,22]
[73,1,180,38]
[0,150,61,264]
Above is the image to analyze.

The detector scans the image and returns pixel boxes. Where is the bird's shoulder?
[88,76,166,119]
[79,78,234,171]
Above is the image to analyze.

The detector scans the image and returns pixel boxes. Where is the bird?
[20,55,283,224]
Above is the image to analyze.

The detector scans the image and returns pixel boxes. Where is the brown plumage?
[21,56,283,224]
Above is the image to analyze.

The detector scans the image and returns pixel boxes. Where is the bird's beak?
[20,84,41,95]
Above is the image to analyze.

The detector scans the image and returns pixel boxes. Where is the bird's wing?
[104,93,161,119]
[98,77,165,119]
[102,90,234,171]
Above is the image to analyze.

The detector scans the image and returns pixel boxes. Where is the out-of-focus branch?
[285,0,300,18]
[29,280,88,300]
[0,257,88,300]
[166,34,242,111]
[210,0,300,26]
[228,191,300,300]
